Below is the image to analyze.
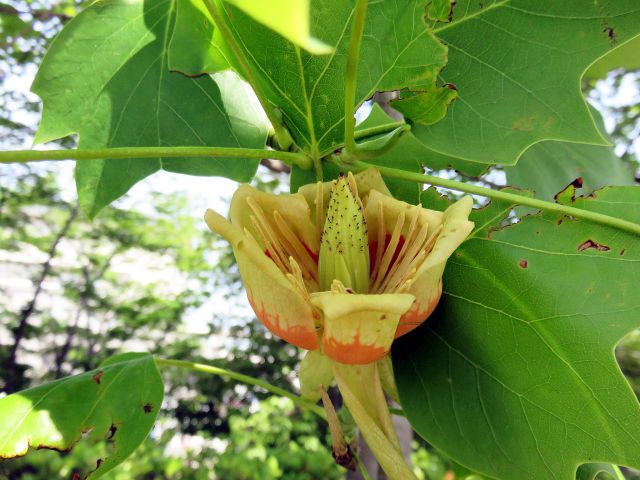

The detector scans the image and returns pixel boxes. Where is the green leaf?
[0,353,163,478]
[168,0,231,74]
[225,0,333,55]
[32,0,268,218]
[505,109,635,200]
[585,35,640,79]
[410,1,640,167]
[394,186,640,480]
[576,464,624,480]
[222,0,447,155]
[290,105,422,203]
[392,85,458,126]
[426,0,454,23]
[0,4,28,37]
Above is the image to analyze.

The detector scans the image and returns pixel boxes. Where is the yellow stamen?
[371,211,405,292]
[247,196,318,291]
[273,210,318,285]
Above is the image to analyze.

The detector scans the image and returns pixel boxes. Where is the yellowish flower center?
[318,173,370,293]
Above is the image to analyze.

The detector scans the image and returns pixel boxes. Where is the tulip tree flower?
[205,169,473,479]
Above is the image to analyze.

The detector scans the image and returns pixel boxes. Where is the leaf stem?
[343,0,369,154]
[351,161,640,236]
[0,146,313,170]
[202,0,294,151]
[353,121,406,141]
[155,357,325,419]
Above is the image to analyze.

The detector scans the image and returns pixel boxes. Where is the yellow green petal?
[397,196,474,337]
[333,362,417,480]
[229,184,318,256]
[204,209,319,350]
[299,350,334,401]
[377,355,400,404]
[310,285,414,364]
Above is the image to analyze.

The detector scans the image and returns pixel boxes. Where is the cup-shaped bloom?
[205,169,473,365]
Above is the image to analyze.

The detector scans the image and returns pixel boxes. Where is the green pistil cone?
[318,174,370,293]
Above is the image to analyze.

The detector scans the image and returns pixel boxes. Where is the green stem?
[353,121,406,141]
[155,357,326,419]
[352,161,640,236]
[355,453,373,480]
[318,120,407,159]
[343,0,369,154]
[0,146,313,169]
[202,0,294,151]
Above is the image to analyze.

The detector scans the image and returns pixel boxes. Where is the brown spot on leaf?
[603,24,617,45]
[578,239,611,252]
[444,82,457,91]
[519,259,528,269]
[143,403,153,414]
[620,249,626,255]
[107,424,117,441]
[96,459,104,469]
[92,370,104,385]
[512,115,534,131]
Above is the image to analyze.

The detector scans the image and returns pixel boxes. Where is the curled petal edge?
[310,290,414,364]
[204,209,319,350]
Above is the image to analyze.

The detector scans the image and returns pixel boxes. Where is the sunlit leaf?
[225,0,333,55]
[0,353,163,478]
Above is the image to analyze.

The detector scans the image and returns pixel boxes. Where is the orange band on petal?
[248,291,319,350]
[394,281,442,338]
[323,334,388,365]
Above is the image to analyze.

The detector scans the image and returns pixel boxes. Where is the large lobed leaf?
[177,0,448,156]
[505,108,635,200]
[0,353,163,478]
[32,0,269,218]
[411,1,640,167]
[394,187,640,479]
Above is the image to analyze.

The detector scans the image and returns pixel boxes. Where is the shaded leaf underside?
[505,108,635,200]
[32,0,268,217]
[412,0,640,166]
